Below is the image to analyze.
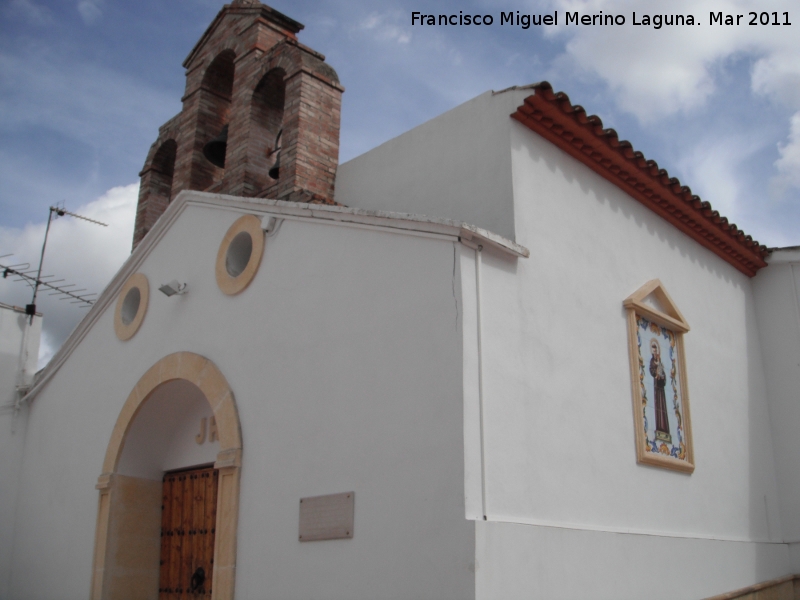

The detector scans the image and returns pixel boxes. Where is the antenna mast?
[23,204,107,320]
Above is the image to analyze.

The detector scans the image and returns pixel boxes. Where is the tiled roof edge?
[512,81,769,277]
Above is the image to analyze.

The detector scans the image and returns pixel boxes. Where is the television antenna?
[0,203,107,322]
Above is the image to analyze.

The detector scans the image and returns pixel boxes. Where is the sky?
[1,0,799,365]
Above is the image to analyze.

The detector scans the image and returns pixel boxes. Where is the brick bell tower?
[133,0,344,248]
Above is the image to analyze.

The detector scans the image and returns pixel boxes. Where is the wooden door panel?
[204,470,217,597]
[159,475,173,597]
[169,475,184,598]
[181,474,193,597]
[159,467,217,600]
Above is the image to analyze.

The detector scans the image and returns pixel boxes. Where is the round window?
[226,231,253,277]
[215,215,265,295]
[120,287,141,326]
[114,273,149,340]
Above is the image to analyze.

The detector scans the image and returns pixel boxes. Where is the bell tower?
[133,0,344,248]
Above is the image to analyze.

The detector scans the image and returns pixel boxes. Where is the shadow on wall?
[746,293,786,581]
[116,379,219,479]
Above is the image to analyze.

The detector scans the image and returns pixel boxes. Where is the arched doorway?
[90,352,242,600]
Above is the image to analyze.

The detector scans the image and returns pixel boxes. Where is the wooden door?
[159,466,218,599]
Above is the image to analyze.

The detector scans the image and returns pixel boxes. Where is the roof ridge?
[182,2,303,69]
[512,81,768,277]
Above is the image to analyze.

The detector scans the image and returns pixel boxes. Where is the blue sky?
[1,0,799,361]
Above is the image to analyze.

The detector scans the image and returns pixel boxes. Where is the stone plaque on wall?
[298,492,354,541]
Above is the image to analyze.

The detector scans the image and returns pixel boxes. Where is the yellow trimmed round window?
[215,214,265,295]
[114,273,149,341]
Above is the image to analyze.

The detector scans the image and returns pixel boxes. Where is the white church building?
[1,2,799,599]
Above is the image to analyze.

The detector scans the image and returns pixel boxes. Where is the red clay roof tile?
[512,81,769,277]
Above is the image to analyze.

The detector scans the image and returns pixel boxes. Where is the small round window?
[226,231,253,277]
[114,273,149,341]
[215,215,265,295]
[120,287,141,325]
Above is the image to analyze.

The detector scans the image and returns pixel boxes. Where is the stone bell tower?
[133,0,344,248]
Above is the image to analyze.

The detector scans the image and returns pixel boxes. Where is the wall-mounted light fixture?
[261,215,277,233]
[159,280,188,297]
[261,215,283,237]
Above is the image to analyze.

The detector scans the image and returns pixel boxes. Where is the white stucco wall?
[752,248,800,557]
[6,201,474,600]
[355,88,794,596]
[0,305,40,599]
[336,88,530,242]
[462,119,788,599]
[474,521,789,600]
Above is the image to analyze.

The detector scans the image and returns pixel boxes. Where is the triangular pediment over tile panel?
[623,279,690,333]
[182,0,303,69]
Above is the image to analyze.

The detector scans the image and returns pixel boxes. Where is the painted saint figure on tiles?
[650,339,672,443]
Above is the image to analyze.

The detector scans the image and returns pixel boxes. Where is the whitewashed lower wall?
[790,543,800,573]
[0,410,28,600]
[0,306,40,599]
[752,250,800,546]
[475,521,790,600]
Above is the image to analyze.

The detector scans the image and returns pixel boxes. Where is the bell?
[268,152,280,180]
[202,125,228,168]
[268,129,282,180]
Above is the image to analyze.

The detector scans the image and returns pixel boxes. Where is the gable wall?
[7,203,474,600]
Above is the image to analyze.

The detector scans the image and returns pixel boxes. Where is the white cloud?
[0,184,138,368]
[543,0,794,120]
[543,0,798,114]
[674,134,762,224]
[752,49,800,196]
[537,0,800,197]
[356,12,411,44]
[772,112,800,195]
[77,0,103,25]
[752,50,800,108]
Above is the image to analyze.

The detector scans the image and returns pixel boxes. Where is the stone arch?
[250,40,340,89]
[202,49,237,97]
[91,352,241,600]
[191,50,236,190]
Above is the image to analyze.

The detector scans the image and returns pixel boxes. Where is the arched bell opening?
[247,68,286,195]
[91,353,242,600]
[150,139,177,203]
[133,139,177,248]
[191,50,236,191]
